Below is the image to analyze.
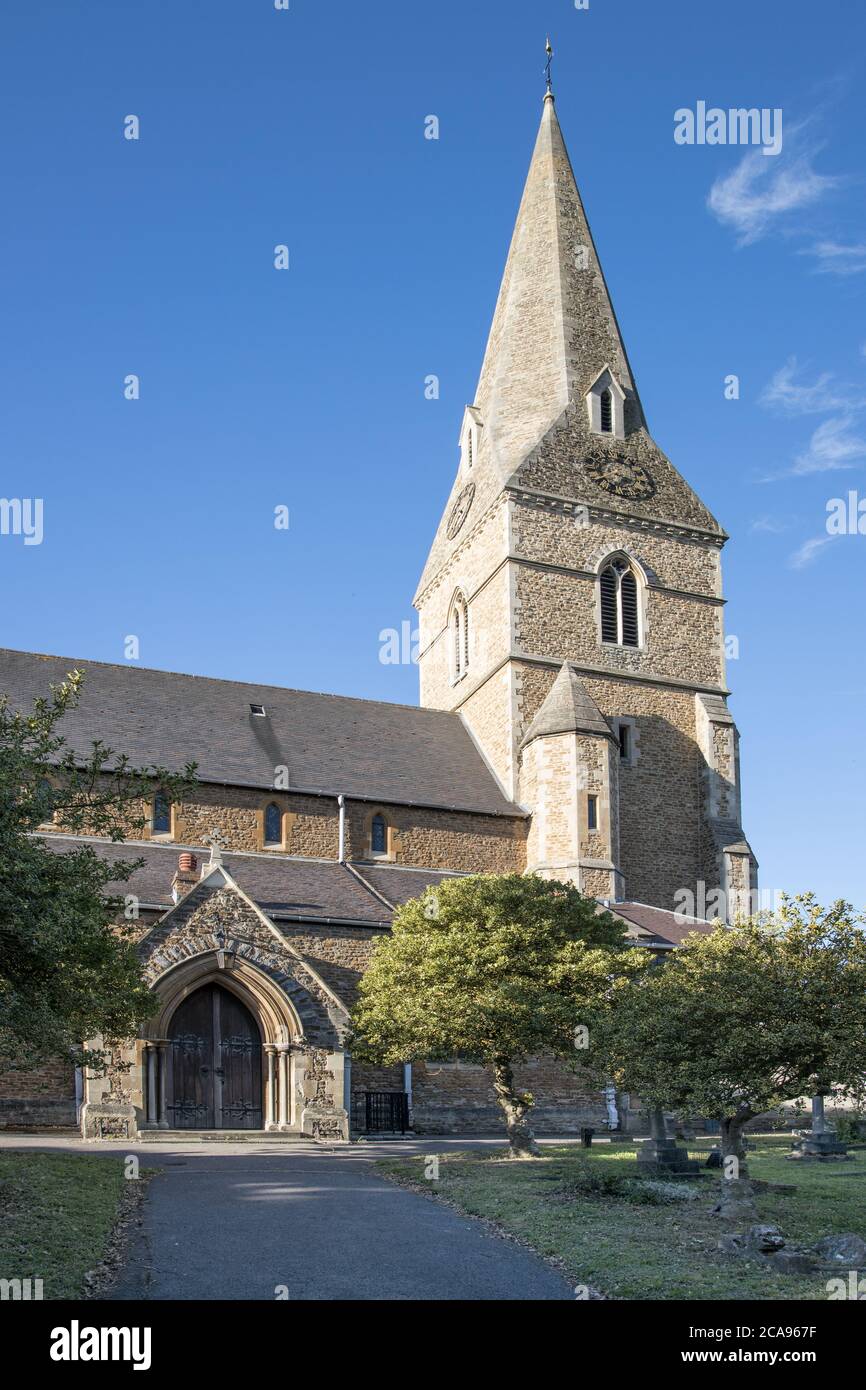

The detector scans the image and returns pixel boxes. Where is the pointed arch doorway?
[167,983,263,1130]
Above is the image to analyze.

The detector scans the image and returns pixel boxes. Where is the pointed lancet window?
[450,591,469,681]
[371,813,387,855]
[600,388,613,433]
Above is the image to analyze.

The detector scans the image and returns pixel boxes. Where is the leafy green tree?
[596,896,866,1190]
[0,672,196,1071]
[350,873,638,1157]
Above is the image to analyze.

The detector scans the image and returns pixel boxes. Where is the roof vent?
[249,703,266,717]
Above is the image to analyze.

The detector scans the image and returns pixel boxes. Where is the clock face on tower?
[446,483,475,539]
[583,454,656,502]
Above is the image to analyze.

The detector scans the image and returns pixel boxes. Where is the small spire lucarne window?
[264,802,282,846]
[152,792,171,835]
[599,558,640,648]
[600,388,613,433]
[371,813,387,855]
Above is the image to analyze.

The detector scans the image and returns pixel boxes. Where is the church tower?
[414,81,757,917]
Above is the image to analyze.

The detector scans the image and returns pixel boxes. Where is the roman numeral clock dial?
[583,454,657,502]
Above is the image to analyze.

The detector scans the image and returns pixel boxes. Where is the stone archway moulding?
[144,950,304,1048]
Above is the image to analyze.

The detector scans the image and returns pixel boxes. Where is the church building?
[0,83,755,1141]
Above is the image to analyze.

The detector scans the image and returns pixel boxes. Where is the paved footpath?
[3,1136,575,1301]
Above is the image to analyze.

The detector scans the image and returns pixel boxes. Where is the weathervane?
[545,37,554,96]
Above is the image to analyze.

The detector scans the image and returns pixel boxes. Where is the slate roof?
[0,648,520,817]
[608,901,718,948]
[41,835,461,926]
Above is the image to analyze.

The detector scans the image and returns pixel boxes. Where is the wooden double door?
[167,984,263,1130]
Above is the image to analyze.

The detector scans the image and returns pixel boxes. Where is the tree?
[0,671,196,1071]
[596,897,866,1201]
[349,873,638,1157]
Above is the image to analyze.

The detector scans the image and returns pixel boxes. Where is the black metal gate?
[364,1091,410,1134]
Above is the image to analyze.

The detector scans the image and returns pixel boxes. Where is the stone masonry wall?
[411,1058,608,1134]
[514,565,723,689]
[512,501,722,597]
[45,785,526,876]
[516,664,703,910]
[417,496,510,701]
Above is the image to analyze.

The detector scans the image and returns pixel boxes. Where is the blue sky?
[1,1,864,905]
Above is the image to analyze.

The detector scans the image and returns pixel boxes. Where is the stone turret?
[520,663,623,898]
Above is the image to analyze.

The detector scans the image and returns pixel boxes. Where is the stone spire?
[415,85,722,607]
[475,89,644,484]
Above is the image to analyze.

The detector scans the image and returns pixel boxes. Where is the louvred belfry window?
[600,388,613,433]
[600,565,618,643]
[599,558,640,648]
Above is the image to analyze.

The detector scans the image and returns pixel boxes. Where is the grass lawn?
[0,1151,130,1299]
[378,1138,866,1300]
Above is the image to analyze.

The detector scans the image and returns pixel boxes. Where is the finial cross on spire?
[204,828,227,863]
[545,37,554,96]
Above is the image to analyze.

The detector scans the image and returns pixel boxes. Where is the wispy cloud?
[759,357,857,415]
[803,240,866,276]
[750,515,794,534]
[788,534,838,568]
[792,415,866,474]
[707,135,840,245]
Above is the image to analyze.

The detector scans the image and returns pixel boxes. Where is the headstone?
[789,1097,850,1159]
[636,1108,701,1176]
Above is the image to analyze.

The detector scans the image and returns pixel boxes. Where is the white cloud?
[750,515,794,533]
[759,357,856,415]
[788,534,839,568]
[806,240,866,275]
[707,145,839,245]
[792,415,866,474]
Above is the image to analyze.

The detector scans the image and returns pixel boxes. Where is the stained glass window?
[264,802,282,845]
[153,792,171,835]
[371,814,387,855]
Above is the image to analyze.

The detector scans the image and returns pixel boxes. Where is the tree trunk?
[720,1114,750,1180]
[714,1109,756,1220]
[492,1057,540,1159]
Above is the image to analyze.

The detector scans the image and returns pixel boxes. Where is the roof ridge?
[0,646,459,720]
